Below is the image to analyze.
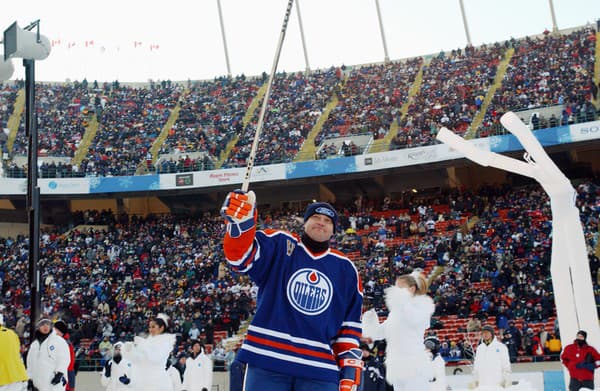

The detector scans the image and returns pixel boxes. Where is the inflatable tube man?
[437,112,599,389]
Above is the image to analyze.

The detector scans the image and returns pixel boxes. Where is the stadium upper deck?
[0,25,598,180]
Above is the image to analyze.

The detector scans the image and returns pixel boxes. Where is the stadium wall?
[0,120,597,198]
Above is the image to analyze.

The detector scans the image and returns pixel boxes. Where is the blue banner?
[89,175,161,193]
[286,156,357,179]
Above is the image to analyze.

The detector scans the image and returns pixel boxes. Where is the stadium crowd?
[0,27,596,177]
[479,27,597,137]
[159,76,261,161]
[317,58,422,147]
[0,179,598,373]
[392,43,504,149]
[223,67,340,167]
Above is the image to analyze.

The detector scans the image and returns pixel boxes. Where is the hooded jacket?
[26,330,70,391]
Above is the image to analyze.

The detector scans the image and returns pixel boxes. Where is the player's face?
[304,214,334,243]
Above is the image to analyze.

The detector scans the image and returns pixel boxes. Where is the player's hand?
[221,190,256,237]
[119,375,131,385]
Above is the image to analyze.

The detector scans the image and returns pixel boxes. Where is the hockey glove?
[221,190,257,237]
[50,372,65,386]
[119,375,131,385]
[104,361,112,378]
[338,348,363,391]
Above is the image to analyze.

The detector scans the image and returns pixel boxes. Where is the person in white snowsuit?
[424,336,447,391]
[472,325,511,390]
[362,271,435,390]
[101,342,134,391]
[122,314,176,391]
[182,341,213,391]
[26,319,70,391]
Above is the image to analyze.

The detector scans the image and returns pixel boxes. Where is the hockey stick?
[241,0,295,192]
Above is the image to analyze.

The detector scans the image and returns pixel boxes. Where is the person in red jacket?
[54,320,76,391]
[561,330,600,391]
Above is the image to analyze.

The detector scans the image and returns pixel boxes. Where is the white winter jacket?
[100,357,134,391]
[182,351,213,391]
[473,337,511,388]
[122,333,176,391]
[26,332,70,391]
[362,286,435,385]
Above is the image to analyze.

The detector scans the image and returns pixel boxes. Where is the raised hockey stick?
[241,0,295,192]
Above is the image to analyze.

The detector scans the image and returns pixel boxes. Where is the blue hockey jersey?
[224,228,363,384]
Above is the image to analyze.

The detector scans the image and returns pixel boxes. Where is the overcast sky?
[3,0,600,82]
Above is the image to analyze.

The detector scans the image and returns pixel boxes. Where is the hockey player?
[362,271,435,390]
[26,318,70,391]
[182,341,213,391]
[0,313,29,391]
[221,192,363,391]
[101,342,133,391]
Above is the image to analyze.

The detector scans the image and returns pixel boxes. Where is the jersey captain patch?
[286,268,333,315]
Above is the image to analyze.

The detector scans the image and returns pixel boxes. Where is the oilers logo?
[286,268,333,315]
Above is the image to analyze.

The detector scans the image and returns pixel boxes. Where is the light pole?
[3,20,51,342]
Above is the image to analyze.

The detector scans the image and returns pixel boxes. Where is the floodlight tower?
[3,20,51,342]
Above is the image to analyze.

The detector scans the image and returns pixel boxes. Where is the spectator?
[100,342,133,391]
[26,318,70,391]
[361,342,386,391]
[472,325,511,389]
[182,341,213,391]
[561,330,600,391]
[53,320,76,391]
[0,312,28,390]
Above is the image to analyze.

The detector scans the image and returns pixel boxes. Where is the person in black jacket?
[361,343,386,391]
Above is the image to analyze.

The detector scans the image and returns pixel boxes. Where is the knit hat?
[304,202,338,231]
[577,330,587,340]
[53,320,69,335]
[482,325,495,334]
[36,318,52,328]
[424,336,440,351]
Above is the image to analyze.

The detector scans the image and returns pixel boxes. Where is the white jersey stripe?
[248,325,332,351]
[334,337,360,345]
[341,321,362,329]
[242,344,339,372]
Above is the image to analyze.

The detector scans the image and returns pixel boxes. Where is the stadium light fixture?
[3,20,51,61]
[3,19,51,343]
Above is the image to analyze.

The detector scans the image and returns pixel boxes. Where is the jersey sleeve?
[223,228,282,286]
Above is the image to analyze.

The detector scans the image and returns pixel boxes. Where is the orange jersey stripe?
[246,334,335,362]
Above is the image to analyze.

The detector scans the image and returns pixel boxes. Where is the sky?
[3,0,600,83]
